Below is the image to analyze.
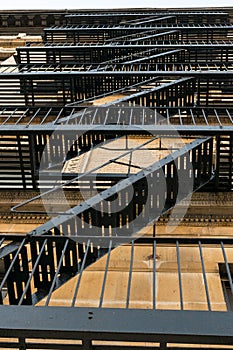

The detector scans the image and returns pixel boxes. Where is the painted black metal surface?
[0,8,233,349]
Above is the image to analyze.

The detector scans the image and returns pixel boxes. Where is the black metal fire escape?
[0,9,233,350]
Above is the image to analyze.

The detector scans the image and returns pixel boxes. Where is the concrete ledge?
[0,33,42,48]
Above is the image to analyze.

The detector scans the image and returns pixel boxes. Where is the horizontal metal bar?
[44,24,233,30]
[4,62,233,73]
[65,12,228,17]
[1,307,233,344]
[17,43,233,51]
[1,70,233,77]
[0,124,232,134]
[2,235,233,245]
[0,106,232,126]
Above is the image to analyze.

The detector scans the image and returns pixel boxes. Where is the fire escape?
[0,9,233,349]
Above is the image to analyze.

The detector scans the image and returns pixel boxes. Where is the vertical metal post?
[160,342,167,350]
[19,338,26,350]
[82,339,93,350]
